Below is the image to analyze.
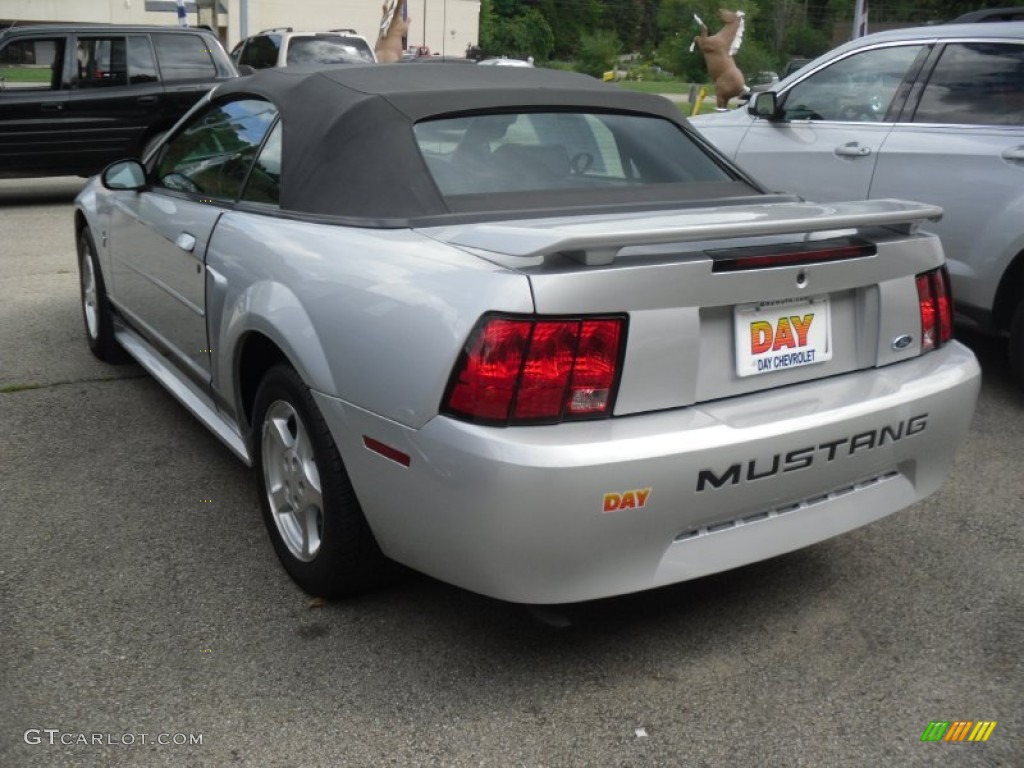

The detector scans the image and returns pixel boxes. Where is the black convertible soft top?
[213,65,744,223]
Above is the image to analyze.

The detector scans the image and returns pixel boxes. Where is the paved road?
[1,178,1020,767]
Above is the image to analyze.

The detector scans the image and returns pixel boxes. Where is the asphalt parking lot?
[1,177,1020,767]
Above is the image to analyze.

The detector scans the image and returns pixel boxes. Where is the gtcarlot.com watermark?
[24,729,203,747]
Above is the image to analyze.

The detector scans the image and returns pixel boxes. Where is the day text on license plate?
[734,296,832,377]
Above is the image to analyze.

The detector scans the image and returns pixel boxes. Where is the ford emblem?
[892,334,913,350]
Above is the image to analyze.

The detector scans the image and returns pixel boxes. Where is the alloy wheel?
[81,248,99,340]
[261,400,325,562]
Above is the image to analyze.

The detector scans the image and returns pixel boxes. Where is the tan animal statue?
[375,0,410,63]
[693,9,747,109]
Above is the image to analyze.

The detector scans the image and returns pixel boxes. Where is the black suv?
[0,24,236,178]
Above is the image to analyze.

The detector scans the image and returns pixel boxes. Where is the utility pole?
[239,0,249,40]
[851,0,867,39]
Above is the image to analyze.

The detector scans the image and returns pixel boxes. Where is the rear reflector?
[916,266,954,352]
[363,436,411,467]
[709,237,876,272]
[443,314,626,426]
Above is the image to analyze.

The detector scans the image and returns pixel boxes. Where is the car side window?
[240,121,282,205]
[152,32,217,82]
[239,36,281,69]
[913,43,1024,126]
[154,98,279,200]
[75,37,128,88]
[781,45,925,122]
[127,36,158,85]
[0,37,66,90]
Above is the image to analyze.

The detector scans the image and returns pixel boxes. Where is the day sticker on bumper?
[603,488,651,513]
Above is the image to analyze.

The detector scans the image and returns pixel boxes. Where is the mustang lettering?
[696,414,929,492]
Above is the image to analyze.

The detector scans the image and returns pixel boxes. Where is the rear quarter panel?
[205,212,533,429]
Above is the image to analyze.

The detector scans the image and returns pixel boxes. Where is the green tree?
[825,0,1007,27]
[734,39,779,81]
[479,0,497,50]
[480,0,554,60]
[537,0,602,60]
[637,0,661,50]
[602,0,644,51]
[575,30,621,78]
[783,25,831,59]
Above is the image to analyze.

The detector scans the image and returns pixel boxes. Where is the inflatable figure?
[376,0,409,63]
[693,9,747,109]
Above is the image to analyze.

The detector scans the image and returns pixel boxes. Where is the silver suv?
[230,28,375,68]
[692,22,1024,387]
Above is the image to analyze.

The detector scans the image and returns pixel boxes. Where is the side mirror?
[237,64,256,76]
[101,159,147,191]
[748,91,779,119]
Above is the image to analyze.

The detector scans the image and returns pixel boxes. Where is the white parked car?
[477,57,533,67]
[230,28,376,68]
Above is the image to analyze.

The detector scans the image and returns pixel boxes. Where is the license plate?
[734,296,832,377]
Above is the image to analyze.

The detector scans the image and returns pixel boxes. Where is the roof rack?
[257,27,293,34]
[329,29,359,34]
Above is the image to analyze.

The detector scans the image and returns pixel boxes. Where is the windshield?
[413,111,733,196]
[287,36,374,65]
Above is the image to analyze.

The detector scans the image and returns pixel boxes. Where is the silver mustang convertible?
[74,66,980,603]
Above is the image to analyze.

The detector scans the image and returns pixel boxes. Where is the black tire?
[1010,300,1024,391]
[252,365,399,598]
[77,227,129,363]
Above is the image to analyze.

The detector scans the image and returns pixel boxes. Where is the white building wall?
[1,0,480,55]
[1,0,148,24]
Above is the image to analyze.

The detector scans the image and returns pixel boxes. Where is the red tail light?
[934,267,953,344]
[916,266,954,352]
[444,314,626,425]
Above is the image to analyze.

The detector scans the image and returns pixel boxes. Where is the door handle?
[175,233,197,253]
[1002,147,1024,162]
[136,95,159,105]
[834,143,871,157]
[40,102,64,113]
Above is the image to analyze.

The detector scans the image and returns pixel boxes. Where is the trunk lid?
[420,198,944,412]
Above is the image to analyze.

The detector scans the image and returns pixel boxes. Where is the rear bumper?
[315,342,980,604]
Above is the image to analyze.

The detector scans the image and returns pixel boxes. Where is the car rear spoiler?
[425,199,943,266]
